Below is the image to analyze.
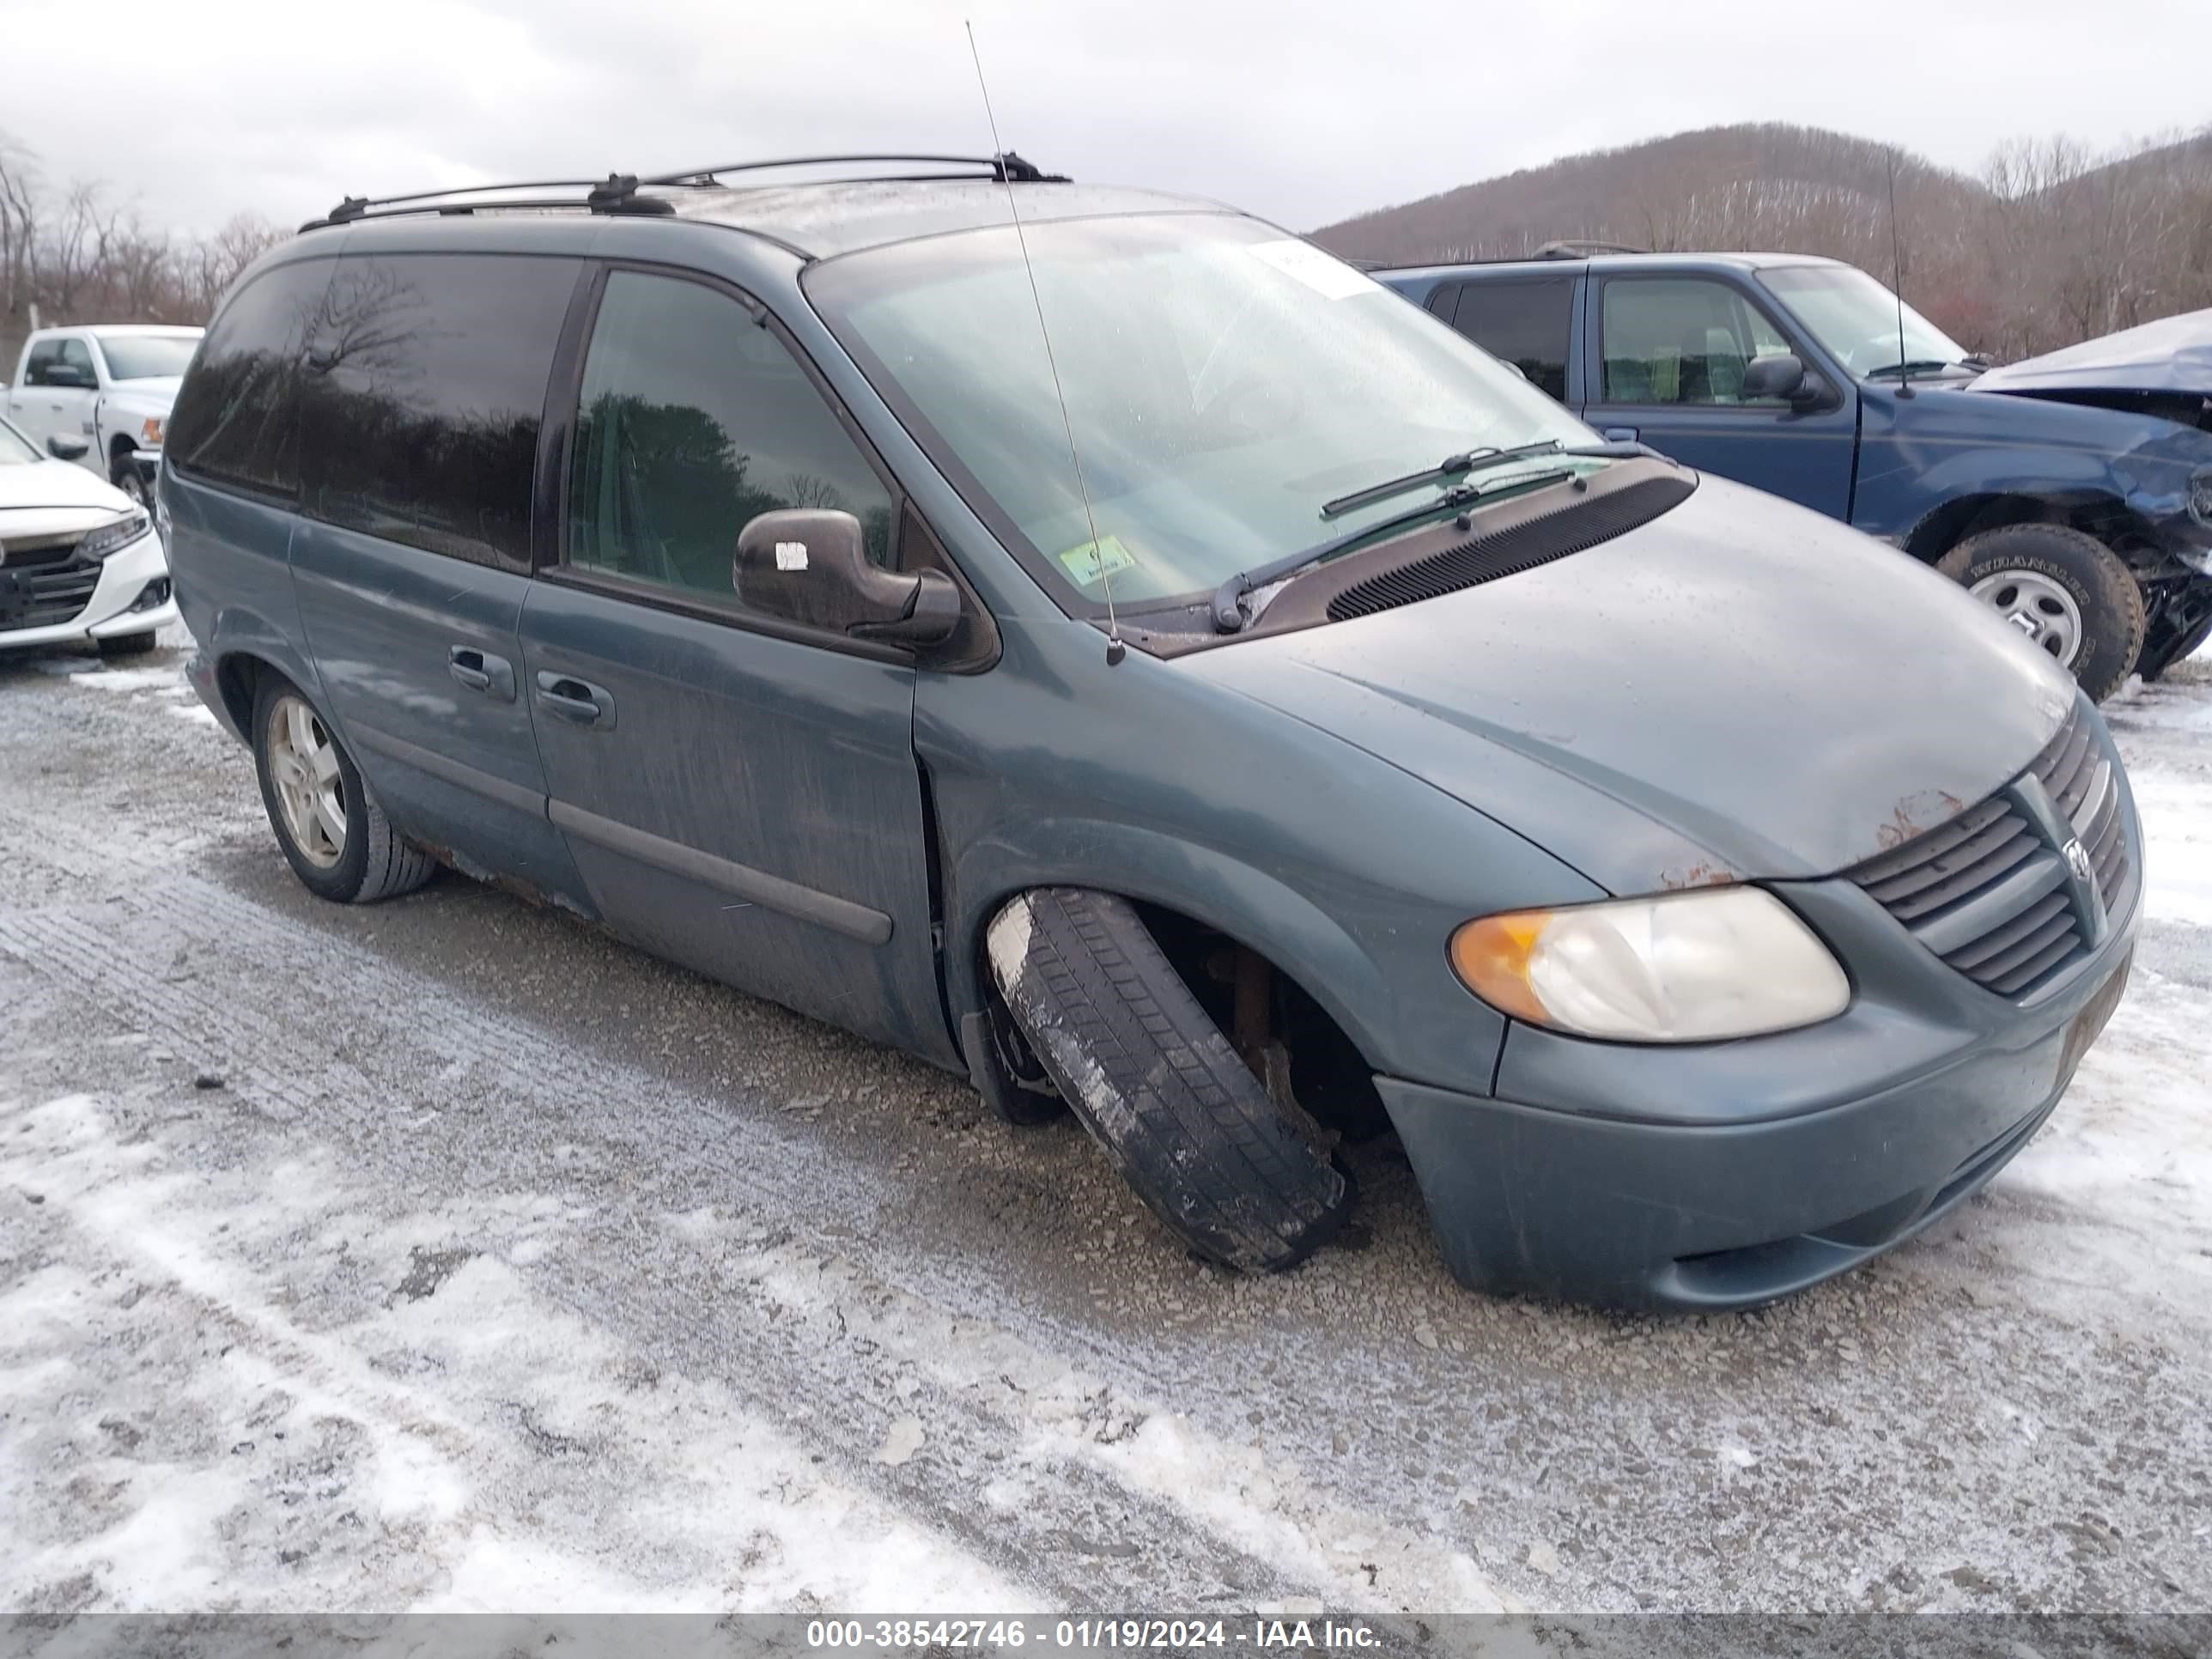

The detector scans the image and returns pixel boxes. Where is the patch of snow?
[52,664,186,694]
[722,1231,1516,1614]
[167,704,219,727]
[2124,771,2212,927]
[0,1092,1032,1614]
[875,1415,926,1466]
[1989,964,2212,1312]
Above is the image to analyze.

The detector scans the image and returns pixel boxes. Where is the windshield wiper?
[1320,441,1554,520]
[1321,439,1664,520]
[1211,441,1662,634]
[1214,460,1601,633]
[1864,360,1958,380]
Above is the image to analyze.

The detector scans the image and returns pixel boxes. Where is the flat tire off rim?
[1970,568,2084,667]
[267,693,346,867]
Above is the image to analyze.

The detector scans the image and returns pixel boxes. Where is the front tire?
[1936,524,2144,702]
[110,456,151,509]
[252,676,436,903]
[987,887,1352,1273]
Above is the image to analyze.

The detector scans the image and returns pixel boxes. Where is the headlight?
[1449,887,1850,1042]
[77,510,151,562]
[139,415,166,447]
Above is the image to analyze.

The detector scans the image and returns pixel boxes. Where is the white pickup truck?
[4,324,204,507]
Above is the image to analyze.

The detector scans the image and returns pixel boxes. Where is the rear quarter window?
[1448,279,1574,403]
[167,258,338,498]
[301,252,581,571]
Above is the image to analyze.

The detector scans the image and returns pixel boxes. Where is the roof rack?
[300,152,1066,233]
[643,151,1066,187]
[1534,239,1648,259]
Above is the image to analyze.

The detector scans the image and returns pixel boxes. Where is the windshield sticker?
[1055,533,1141,586]
[1248,239,1375,301]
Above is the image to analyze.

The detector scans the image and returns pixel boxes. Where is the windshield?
[806,215,1592,610]
[1757,266,1968,378]
[95,333,200,380]
[0,418,40,465]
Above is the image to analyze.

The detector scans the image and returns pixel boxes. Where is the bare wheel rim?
[1969,568,2084,668]
[267,694,347,868]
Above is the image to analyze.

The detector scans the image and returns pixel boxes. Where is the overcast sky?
[5,0,2209,237]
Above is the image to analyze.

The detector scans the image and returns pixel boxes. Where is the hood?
[1971,308,2212,396]
[1186,475,2075,896]
[103,374,185,410]
[0,457,137,521]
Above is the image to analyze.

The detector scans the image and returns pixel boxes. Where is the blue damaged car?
[161,159,2141,1310]
[1379,255,2212,701]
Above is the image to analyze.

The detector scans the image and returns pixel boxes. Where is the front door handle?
[534,670,615,730]
[1601,425,1639,442]
[448,645,515,701]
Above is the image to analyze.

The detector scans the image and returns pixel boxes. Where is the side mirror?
[1741,353,1808,404]
[734,508,960,648]
[46,434,90,461]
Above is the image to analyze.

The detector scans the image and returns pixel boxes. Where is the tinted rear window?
[1449,279,1574,402]
[302,252,580,570]
[166,259,337,496]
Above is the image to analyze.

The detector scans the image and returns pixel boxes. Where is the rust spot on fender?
[1659,862,1738,890]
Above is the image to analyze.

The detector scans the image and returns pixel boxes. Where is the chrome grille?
[1848,702,2135,999]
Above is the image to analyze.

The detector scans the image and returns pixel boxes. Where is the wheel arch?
[947,827,1416,1127]
[1904,489,2164,570]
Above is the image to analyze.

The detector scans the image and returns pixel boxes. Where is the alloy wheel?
[267,693,347,868]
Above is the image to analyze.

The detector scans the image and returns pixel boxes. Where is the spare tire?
[987,888,1352,1273]
[1936,524,2144,702]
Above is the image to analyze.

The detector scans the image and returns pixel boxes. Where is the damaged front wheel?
[986,887,1353,1273]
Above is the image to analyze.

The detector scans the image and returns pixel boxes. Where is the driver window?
[1601,279,1791,407]
[566,271,896,605]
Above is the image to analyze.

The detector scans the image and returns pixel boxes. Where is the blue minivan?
[1378,252,2212,701]
[161,161,2139,1310]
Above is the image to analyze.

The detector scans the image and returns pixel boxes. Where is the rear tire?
[252,675,436,904]
[987,887,1352,1273]
[95,630,157,658]
[1936,525,2144,702]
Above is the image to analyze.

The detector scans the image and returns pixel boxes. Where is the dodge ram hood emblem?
[2063,836,2094,884]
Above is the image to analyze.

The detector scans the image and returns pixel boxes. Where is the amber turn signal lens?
[1449,910,1554,1025]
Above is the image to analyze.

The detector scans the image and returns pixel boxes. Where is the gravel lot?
[2,626,2208,1617]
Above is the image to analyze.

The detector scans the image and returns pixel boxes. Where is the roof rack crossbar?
[642,151,1066,186]
[300,196,620,233]
[301,149,1068,234]
[333,179,612,216]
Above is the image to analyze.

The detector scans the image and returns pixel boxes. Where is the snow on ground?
[1,623,2209,1618]
[0,1087,1032,1614]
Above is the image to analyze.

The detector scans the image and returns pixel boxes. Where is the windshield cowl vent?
[1316,463,1695,624]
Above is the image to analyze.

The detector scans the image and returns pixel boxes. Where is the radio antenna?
[965,21,1126,665]
[1886,148,1914,398]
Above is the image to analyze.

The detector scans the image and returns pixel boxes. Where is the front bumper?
[1382,904,2136,1312]
[0,530,178,648]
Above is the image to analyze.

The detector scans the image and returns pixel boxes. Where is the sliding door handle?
[534,670,616,729]
[448,645,515,701]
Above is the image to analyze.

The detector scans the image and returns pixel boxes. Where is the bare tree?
[0,136,289,371]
